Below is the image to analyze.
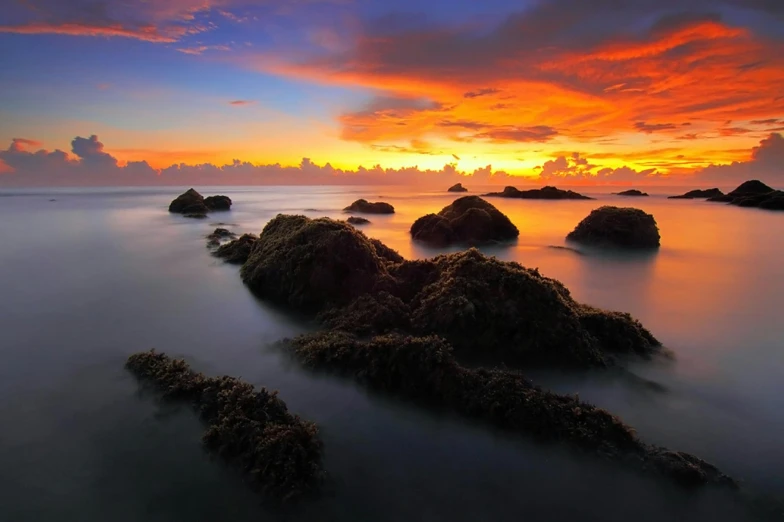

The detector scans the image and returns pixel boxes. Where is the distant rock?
[344,199,395,214]
[615,189,649,197]
[707,180,784,210]
[347,216,371,226]
[484,185,593,200]
[214,234,258,264]
[567,206,660,249]
[184,212,208,219]
[668,188,723,199]
[410,196,519,247]
[169,188,232,215]
[206,227,237,248]
[447,183,468,192]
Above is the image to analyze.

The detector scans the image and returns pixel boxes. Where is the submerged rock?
[125,350,323,501]
[448,183,468,192]
[287,332,735,488]
[184,212,208,219]
[214,233,258,264]
[483,185,593,200]
[169,188,232,215]
[346,216,370,226]
[567,206,660,249]
[668,188,724,199]
[615,189,649,197]
[410,196,519,247]
[707,180,783,210]
[343,199,395,214]
[206,227,236,247]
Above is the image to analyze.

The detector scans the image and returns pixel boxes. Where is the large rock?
[204,195,232,211]
[169,188,232,214]
[410,196,519,247]
[615,189,649,197]
[668,188,723,199]
[484,185,593,200]
[707,180,783,210]
[447,183,468,192]
[567,206,660,249]
[343,199,395,214]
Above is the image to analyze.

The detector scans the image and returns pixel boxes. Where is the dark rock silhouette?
[615,189,649,197]
[668,188,723,199]
[410,196,519,247]
[448,183,468,192]
[206,227,236,248]
[343,199,395,214]
[288,332,734,488]
[484,185,593,200]
[214,234,258,264]
[125,350,323,501]
[169,188,232,215]
[346,216,370,225]
[707,180,784,210]
[184,212,208,219]
[567,206,660,249]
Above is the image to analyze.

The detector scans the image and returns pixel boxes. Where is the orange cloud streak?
[0,23,181,43]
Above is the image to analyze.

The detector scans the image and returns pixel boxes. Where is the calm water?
[1,186,782,521]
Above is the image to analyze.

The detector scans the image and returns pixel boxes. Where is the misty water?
[1,186,783,521]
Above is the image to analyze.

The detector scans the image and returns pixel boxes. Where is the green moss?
[214,234,258,264]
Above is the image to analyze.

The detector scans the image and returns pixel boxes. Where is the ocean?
[0,185,782,521]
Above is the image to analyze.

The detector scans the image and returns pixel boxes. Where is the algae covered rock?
[346,216,370,226]
[125,350,323,501]
[410,196,519,247]
[669,188,723,199]
[169,188,233,215]
[204,195,232,211]
[483,185,592,200]
[214,233,258,264]
[448,183,468,192]
[344,199,395,214]
[616,189,649,197]
[567,206,660,249]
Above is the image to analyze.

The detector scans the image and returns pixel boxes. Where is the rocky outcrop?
[447,183,468,192]
[343,199,395,214]
[214,234,258,264]
[410,196,519,247]
[668,188,723,199]
[206,227,236,248]
[567,206,660,249]
[707,180,784,210]
[168,188,232,217]
[346,216,370,225]
[483,185,593,200]
[615,189,649,197]
[125,350,323,501]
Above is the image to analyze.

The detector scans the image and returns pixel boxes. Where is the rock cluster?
[168,188,232,218]
[708,180,784,210]
[483,185,593,200]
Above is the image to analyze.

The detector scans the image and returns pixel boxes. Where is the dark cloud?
[463,88,500,99]
[693,133,784,183]
[474,125,558,143]
[750,118,781,125]
[634,121,678,133]
[452,153,461,161]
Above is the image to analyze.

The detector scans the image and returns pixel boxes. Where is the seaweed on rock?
[214,233,258,264]
[410,196,519,247]
[567,206,660,249]
[286,332,735,488]
[125,350,324,501]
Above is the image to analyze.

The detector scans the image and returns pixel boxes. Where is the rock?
[668,188,723,199]
[615,189,649,197]
[410,196,519,247]
[567,206,660,249]
[169,188,232,214]
[448,183,468,192]
[346,216,370,226]
[183,212,208,219]
[287,332,734,488]
[125,350,323,501]
[343,199,395,214]
[706,180,783,210]
[483,185,593,200]
[214,234,258,264]
[206,228,237,248]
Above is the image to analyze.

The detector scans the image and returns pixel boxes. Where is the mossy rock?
[344,199,395,214]
[214,234,258,264]
[169,188,232,214]
[410,196,519,247]
[567,206,660,249]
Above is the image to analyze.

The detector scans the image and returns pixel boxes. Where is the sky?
[1,0,783,186]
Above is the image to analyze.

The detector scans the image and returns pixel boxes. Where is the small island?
[410,196,518,247]
[168,188,233,218]
[484,185,593,200]
[567,206,660,249]
[615,189,649,197]
[343,199,395,214]
[707,180,784,210]
[447,183,468,192]
[668,188,723,199]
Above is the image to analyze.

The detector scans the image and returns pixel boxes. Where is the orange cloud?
[0,23,181,43]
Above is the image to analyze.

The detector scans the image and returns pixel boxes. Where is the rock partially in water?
[448,183,468,192]
[346,216,370,226]
[343,199,395,214]
[567,206,660,249]
[483,185,593,200]
[214,233,258,264]
[668,188,723,199]
[410,196,519,247]
[169,188,204,213]
[169,188,233,215]
[204,195,232,211]
[287,332,735,488]
[206,227,236,247]
[125,350,324,501]
[707,180,783,210]
[615,189,649,197]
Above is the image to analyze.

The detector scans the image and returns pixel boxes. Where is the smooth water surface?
[1,186,782,521]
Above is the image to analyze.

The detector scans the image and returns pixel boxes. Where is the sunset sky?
[1,0,784,186]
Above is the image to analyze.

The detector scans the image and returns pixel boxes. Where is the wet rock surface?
[484,185,593,200]
[567,206,661,249]
[707,180,784,210]
[214,234,258,264]
[669,188,724,199]
[616,189,649,197]
[343,199,395,214]
[125,350,324,501]
[448,183,468,192]
[410,196,519,247]
[169,188,233,215]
